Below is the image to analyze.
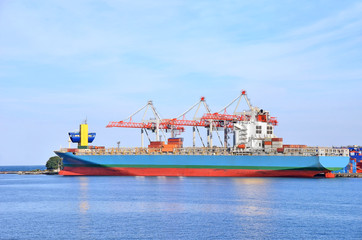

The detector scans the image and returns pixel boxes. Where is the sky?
[0,0,361,165]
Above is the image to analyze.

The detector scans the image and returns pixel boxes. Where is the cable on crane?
[195,126,205,147]
[214,124,224,146]
[144,128,151,143]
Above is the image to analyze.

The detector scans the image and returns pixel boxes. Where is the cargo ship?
[55,91,349,177]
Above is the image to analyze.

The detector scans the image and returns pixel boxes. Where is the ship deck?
[58,146,349,157]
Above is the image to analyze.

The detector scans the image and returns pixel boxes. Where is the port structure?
[106,90,279,151]
[106,100,185,147]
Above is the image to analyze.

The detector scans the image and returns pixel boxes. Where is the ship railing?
[69,147,234,156]
[60,146,349,157]
[173,147,232,156]
[59,148,68,152]
[283,147,349,157]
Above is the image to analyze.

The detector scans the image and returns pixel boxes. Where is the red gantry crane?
[106,101,185,147]
[106,91,278,148]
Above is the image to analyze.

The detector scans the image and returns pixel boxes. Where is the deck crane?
[217,90,278,126]
[107,97,225,148]
[195,90,278,148]
[191,91,256,148]
[106,90,278,149]
[214,90,279,150]
[162,96,212,147]
[164,97,236,148]
[106,101,185,147]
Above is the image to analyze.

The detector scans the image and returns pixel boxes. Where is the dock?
[333,173,362,178]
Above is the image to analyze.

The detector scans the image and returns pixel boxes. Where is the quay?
[334,173,362,178]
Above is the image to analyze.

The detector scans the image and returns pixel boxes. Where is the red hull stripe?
[59,167,323,178]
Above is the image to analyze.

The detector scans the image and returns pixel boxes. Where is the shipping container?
[67,148,78,153]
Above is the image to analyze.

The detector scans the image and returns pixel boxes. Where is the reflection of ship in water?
[77,177,91,239]
[232,178,272,239]
[79,177,89,214]
[232,178,272,216]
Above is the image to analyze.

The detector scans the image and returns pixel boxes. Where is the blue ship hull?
[56,152,349,177]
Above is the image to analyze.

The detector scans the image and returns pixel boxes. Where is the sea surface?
[0,171,361,239]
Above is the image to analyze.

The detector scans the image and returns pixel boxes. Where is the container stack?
[272,138,283,149]
[283,145,307,148]
[162,138,184,152]
[88,146,105,150]
[264,138,283,152]
[67,148,79,153]
[350,147,362,173]
[167,138,184,148]
[332,147,362,174]
[282,145,308,155]
[264,139,272,150]
[148,141,165,153]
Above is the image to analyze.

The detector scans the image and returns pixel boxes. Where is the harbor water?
[0,172,361,239]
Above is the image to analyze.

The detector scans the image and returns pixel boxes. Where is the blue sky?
[1,0,361,165]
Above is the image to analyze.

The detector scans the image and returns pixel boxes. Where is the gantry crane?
[106,90,278,148]
[106,101,185,147]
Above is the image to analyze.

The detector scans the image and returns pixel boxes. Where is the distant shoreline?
[0,165,46,172]
[0,170,59,175]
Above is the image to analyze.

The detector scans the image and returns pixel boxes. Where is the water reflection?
[232,178,272,239]
[78,177,89,214]
[106,177,274,217]
[132,177,187,213]
[77,177,90,239]
[232,178,272,215]
[233,178,271,185]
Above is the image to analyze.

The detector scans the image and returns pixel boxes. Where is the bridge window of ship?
[267,126,273,134]
[256,126,262,134]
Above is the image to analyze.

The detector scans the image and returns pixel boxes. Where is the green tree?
[46,156,63,170]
